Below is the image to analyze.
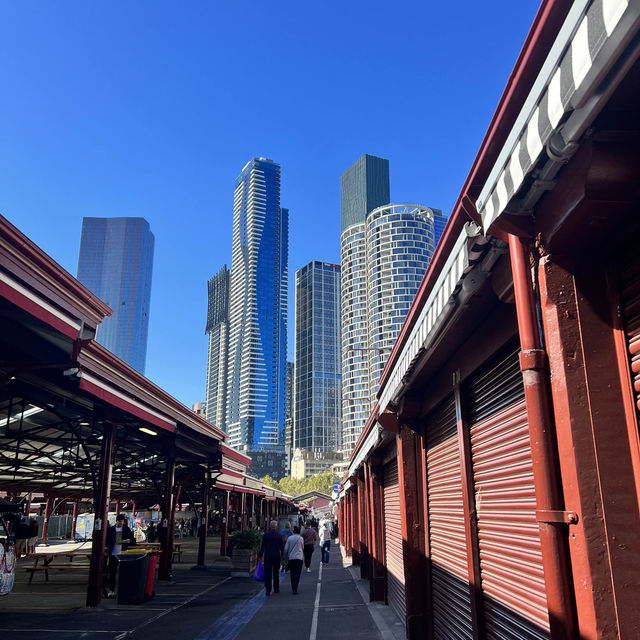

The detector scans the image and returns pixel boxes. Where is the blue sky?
[1,1,540,409]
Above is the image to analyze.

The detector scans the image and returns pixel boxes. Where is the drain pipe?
[508,234,576,639]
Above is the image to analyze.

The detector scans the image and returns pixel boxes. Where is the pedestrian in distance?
[27,518,39,555]
[279,520,293,573]
[258,520,284,596]
[105,513,132,598]
[301,521,318,573]
[320,521,331,565]
[283,525,304,594]
[15,517,30,557]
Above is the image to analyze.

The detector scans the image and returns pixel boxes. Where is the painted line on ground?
[113,576,231,640]
[0,630,126,634]
[194,588,265,640]
[309,560,323,640]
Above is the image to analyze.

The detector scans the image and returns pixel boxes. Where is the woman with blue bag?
[257,520,284,596]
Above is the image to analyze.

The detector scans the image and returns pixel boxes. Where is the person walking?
[320,520,332,565]
[258,520,284,596]
[301,521,318,573]
[279,520,293,573]
[283,525,304,594]
[27,518,39,555]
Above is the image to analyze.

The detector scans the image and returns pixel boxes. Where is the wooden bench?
[172,548,182,563]
[26,563,90,583]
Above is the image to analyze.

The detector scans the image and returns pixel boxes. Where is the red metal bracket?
[536,509,578,524]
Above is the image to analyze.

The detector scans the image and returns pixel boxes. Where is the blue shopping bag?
[254,560,264,581]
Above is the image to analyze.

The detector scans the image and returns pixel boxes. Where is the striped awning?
[478,0,640,231]
[377,227,473,413]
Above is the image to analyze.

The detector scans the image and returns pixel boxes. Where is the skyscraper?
[284,361,294,450]
[340,155,439,456]
[205,266,230,427]
[225,158,288,478]
[340,155,390,457]
[77,217,154,374]
[294,261,342,453]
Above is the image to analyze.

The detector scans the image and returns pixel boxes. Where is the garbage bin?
[144,551,160,601]
[117,552,149,604]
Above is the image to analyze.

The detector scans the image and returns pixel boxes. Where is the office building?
[294,261,342,454]
[205,266,230,427]
[77,217,154,374]
[225,157,288,479]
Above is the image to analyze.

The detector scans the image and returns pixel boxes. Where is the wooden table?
[26,549,92,584]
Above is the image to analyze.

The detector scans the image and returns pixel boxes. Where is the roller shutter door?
[383,459,405,622]
[619,243,640,424]
[468,345,550,640]
[425,395,474,639]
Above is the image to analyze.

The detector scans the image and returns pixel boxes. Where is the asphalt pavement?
[0,537,405,640]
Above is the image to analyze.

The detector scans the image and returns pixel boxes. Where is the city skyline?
[1,2,541,408]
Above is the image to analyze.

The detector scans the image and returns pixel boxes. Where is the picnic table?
[138,541,181,562]
[26,542,93,584]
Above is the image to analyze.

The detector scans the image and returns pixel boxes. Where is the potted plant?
[229,528,262,576]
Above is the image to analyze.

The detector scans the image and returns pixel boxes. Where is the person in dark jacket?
[258,520,284,596]
[105,513,133,597]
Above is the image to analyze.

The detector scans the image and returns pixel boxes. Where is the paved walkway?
[0,537,405,640]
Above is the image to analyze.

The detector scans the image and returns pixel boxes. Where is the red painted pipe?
[509,234,576,639]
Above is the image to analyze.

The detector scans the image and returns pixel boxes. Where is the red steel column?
[70,499,79,541]
[397,427,428,639]
[86,422,115,607]
[197,474,210,567]
[40,496,54,543]
[220,491,230,556]
[509,234,575,639]
[357,476,368,578]
[366,461,386,601]
[539,255,640,637]
[158,456,176,581]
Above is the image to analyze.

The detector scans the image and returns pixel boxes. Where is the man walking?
[320,521,332,564]
[258,520,284,596]
[301,521,318,573]
[105,513,132,598]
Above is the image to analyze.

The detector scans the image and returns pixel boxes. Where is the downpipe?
[508,234,577,639]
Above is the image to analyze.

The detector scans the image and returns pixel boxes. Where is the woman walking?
[282,525,304,594]
[301,521,318,573]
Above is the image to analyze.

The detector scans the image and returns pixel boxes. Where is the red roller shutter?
[619,245,640,422]
[383,459,405,622]
[425,395,474,639]
[468,346,550,640]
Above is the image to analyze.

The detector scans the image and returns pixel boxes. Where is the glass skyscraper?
[77,217,154,374]
[294,261,342,453]
[205,266,230,428]
[432,208,448,246]
[225,158,288,474]
[340,155,439,456]
[340,155,390,456]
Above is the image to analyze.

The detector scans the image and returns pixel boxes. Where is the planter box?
[231,548,257,577]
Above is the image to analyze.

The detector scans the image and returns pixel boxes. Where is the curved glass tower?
[226,158,288,457]
[365,204,436,397]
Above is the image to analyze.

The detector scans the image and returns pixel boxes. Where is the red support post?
[158,456,176,581]
[86,422,115,607]
[40,496,54,543]
[220,491,229,556]
[71,499,79,541]
[509,234,575,640]
[197,473,210,567]
[397,427,428,638]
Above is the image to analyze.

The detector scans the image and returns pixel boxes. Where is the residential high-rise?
[340,156,439,456]
[340,155,390,457]
[205,266,230,427]
[225,157,288,479]
[284,361,294,451]
[77,217,154,374]
[294,261,342,453]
